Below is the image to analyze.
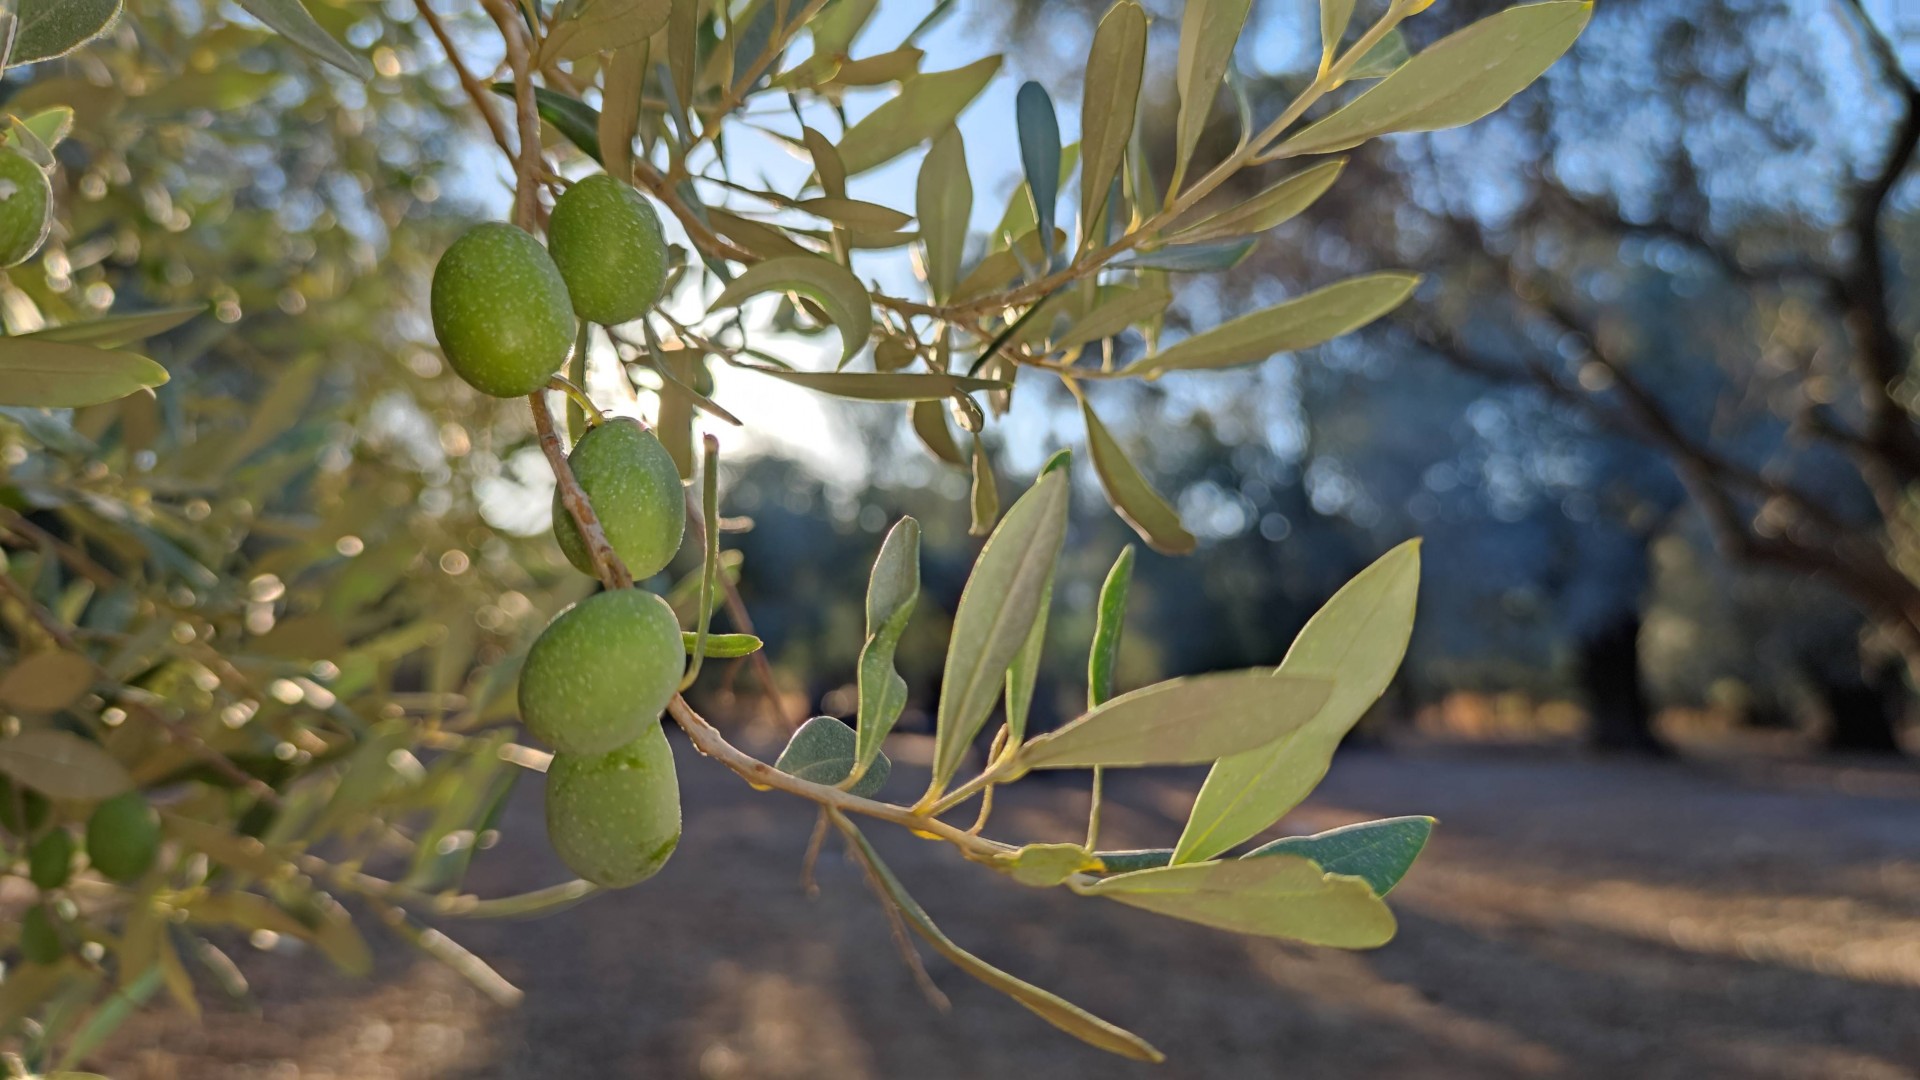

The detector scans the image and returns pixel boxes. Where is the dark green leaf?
[1246,816,1434,895]
[490,83,602,164]
[1015,81,1061,265]
[12,0,122,65]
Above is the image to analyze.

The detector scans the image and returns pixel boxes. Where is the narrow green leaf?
[1319,0,1357,72]
[1080,399,1196,555]
[1015,81,1062,266]
[777,716,891,798]
[929,468,1071,793]
[1174,540,1420,864]
[1167,159,1346,245]
[994,143,1080,248]
[1054,285,1171,354]
[1092,848,1171,874]
[1079,1,1148,246]
[735,366,1004,402]
[795,196,912,232]
[23,305,204,348]
[58,965,160,1070]
[681,632,762,658]
[710,256,873,365]
[915,127,970,302]
[912,398,967,467]
[1109,238,1256,273]
[0,730,133,800]
[11,0,122,65]
[235,0,372,78]
[543,0,672,63]
[854,517,920,777]
[838,56,1002,174]
[599,43,647,181]
[490,83,603,164]
[1171,0,1253,194]
[1133,271,1419,375]
[836,814,1164,1062]
[1079,854,1396,947]
[999,842,1099,887]
[1246,816,1434,895]
[802,126,848,199]
[1002,558,1054,745]
[1278,1,1594,157]
[666,0,700,142]
[0,340,168,408]
[5,106,73,150]
[1347,28,1411,80]
[1087,545,1135,710]
[968,438,999,536]
[1012,670,1334,773]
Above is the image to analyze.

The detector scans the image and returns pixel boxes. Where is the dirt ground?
[97,735,1920,1079]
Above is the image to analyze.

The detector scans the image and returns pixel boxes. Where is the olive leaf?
[1174,540,1420,864]
[1015,81,1062,265]
[0,651,94,713]
[666,0,700,138]
[1010,670,1334,773]
[1167,159,1346,244]
[1130,271,1420,375]
[0,730,133,800]
[1092,848,1172,874]
[822,46,925,88]
[1319,0,1357,72]
[4,106,74,151]
[11,0,122,66]
[235,0,372,78]
[0,340,169,408]
[1171,0,1254,194]
[1080,397,1196,555]
[912,399,966,466]
[928,467,1071,795]
[999,842,1101,886]
[1079,1,1148,246]
[1005,449,1071,745]
[1087,545,1136,710]
[1347,28,1411,80]
[916,127,970,302]
[1109,238,1257,273]
[1246,815,1434,896]
[968,438,999,536]
[681,632,763,658]
[835,814,1164,1062]
[24,305,204,348]
[853,517,920,778]
[995,144,1079,249]
[837,56,1002,174]
[1277,1,1594,157]
[776,716,891,799]
[489,84,603,164]
[1077,854,1396,947]
[1054,284,1171,355]
[710,256,873,366]
[735,366,1004,402]
[795,197,913,232]
[598,43,647,181]
[543,0,672,63]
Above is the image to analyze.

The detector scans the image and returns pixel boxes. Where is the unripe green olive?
[553,418,685,580]
[544,722,681,888]
[19,904,61,965]
[519,588,685,755]
[547,175,669,325]
[28,827,73,891]
[430,222,576,397]
[86,792,160,884]
[0,148,51,268]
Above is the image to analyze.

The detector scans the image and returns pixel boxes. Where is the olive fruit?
[519,588,685,755]
[0,148,51,268]
[544,722,680,888]
[553,417,685,580]
[18,904,61,965]
[430,222,576,398]
[28,827,73,891]
[547,175,669,325]
[86,792,160,884]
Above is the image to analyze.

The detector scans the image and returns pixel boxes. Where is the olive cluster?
[5,781,160,963]
[430,175,687,889]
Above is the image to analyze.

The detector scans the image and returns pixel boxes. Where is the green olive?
[0,148,51,268]
[19,904,61,965]
[553,417,686,580]
[547,174,669,325]
[86,791,160,884]
[28,827,73,891]
[430,222,576,398]
[519,588,685,755]
[544,722,680,888]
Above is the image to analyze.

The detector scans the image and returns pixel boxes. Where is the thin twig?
[413,0,515,160]
[530,392,633,589]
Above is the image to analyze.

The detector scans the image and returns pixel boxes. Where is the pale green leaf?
[1011,670,1334,773]
[1246,815,1434,895]
[710,256,873,365]
[837,815,1163,1061]
[1167,159,1346,245]
[838,56,1002,174]
[12,0,122,65]
[968,437,999,536]
[1003,442,1065,745]
[1347,28,1411,80]
[776,716,891,798]
[0,729,132,800]
[598,43,647,181]
[1133,271,1419,374]
[913,398,966,467]
[802,126,848,199]
[999,842,1099,886]
[1174,540,1420,863]
[543,0,672,63]
[235,0,372,78]
[735,366,1004,401]
[1109,237,1255,272]
[5,106,73,151]
[1087,545,1135,710]
[854,517,920,776]
[1279,1,1594,157]
[1054,284,1171,354]
[23,305,204,348]
[0,340,168,408]
[795,196,912,231]
[1320,0,1356,71]
[1079,854,1396,947]
[929,468,1071,792]
[1080,398,1195,555]
[1172,0,1253,192]
[1079,1,1148,245]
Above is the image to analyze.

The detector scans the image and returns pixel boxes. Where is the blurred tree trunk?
[1576,613,1667,755]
